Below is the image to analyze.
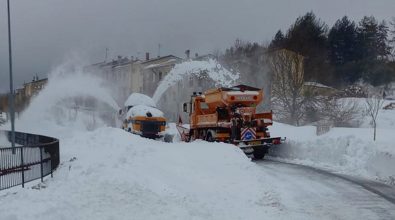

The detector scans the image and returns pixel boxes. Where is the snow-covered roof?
[304,82,334,89]
[144,59,178,69]
[141,55,181,64]
[126,105,164,118]
[227,91,260,96]
[124,93,156,108]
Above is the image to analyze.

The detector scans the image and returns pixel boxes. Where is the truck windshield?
[200,102,209,110]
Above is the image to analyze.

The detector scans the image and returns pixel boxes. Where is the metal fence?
[0,130,59,190]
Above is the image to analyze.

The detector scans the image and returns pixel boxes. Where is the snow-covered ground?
[1,62,394,219]
[2,125,394,220]
[0,112,6,123]
[1,127,286,220]
[269,99,395,185]
[0,65,281,219]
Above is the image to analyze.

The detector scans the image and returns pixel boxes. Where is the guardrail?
[0,130,59,190]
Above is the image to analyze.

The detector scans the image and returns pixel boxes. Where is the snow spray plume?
[9,60,120,137]
[152,59,239,103]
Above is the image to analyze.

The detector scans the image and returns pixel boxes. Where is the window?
[200,102,209,110]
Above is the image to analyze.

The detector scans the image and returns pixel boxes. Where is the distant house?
[0,76,48,114]
[23,77,48,97]
[87,51,219,113]
[86,56,140,104]
[87,53,182,105]
[18,77,48,111]
[0,94,7,113]
[141,54,183,96]
[302,81,338,96]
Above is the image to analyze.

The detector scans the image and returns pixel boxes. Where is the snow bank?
[127,105,164,118]
[0,131,10,148]
[269,122,395,185]
[124,93,156,108]
[152,59,239,103]
[0,60,283,219]
[0,127,282,220]
[268,98,395,185]
[0,112,6,123]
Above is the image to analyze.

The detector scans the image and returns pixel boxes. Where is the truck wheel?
[164,134,173,143]
[206,132,214,142]
[253,150,266,160]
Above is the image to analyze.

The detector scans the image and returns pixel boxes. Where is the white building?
[87,54,182,106]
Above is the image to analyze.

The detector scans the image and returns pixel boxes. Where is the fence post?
[50,155,53,178]
[20,147,24,188]
[0,150,2,189]
[40,146,43,182]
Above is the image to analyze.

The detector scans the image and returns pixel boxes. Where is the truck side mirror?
[183,103,188,113]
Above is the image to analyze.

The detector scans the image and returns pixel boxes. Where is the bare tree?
[319,97,361,127]
[390,17,395,59]
[365,94,385,141]
[268,49,314,126]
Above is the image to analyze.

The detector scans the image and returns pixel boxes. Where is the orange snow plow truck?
[177,85,283,159]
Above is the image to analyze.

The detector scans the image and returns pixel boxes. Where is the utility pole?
[105,48,109,62]
[7,0,16,152]
[158,43,161,58]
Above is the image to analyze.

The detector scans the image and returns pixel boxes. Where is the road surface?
[256,160,395,220]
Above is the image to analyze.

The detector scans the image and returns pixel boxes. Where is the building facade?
[140,55,183,96]
[0,77,48,115]
[23,78,48,97]
[88,54,182,106]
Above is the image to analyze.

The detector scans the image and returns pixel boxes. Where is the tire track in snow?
[262,159,395,205]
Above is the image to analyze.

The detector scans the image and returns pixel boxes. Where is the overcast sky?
[1,0,394,93]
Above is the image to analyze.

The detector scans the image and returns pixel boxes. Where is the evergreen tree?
[269,30,285,50]
[357,16,392,85]
[328,16,360,84]
[357,16,390,60]
[328,16,358,65]
[377,21,391,59]
[388,17,395,56]
[285,12,328,55]
[283,12,332,84]
[358,16,378,60]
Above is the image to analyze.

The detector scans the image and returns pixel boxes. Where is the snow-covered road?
[255,160,395,219]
